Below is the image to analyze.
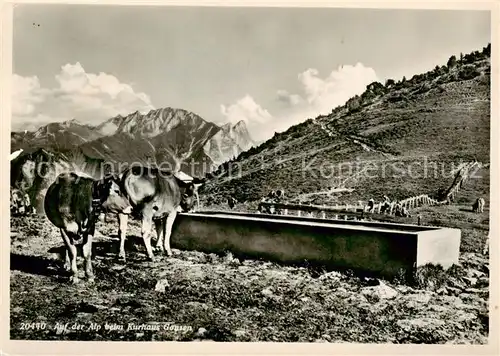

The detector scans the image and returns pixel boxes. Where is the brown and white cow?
[472,197,485,213]
[108,166,204,262]
[44,172,126,283]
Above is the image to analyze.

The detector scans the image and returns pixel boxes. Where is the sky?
[12,5,491,141]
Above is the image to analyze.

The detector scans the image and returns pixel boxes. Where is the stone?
[233,329,246,337]
[195,327,207,338]
[154,279,170,292]
[318,271,342,281]
[405,292,433,308]
[463,277,478,287]
[397,317,446,332]
[361,281,398,302]
[449,279,466,291]
[445,287,462,296]
[322,334,332,341]
[261,287,274,298]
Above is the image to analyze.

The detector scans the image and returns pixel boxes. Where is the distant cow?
[472,197,485,213]
[258,198,275,214]
[111,166,204,262]
[228,196,237,209]
[380,201,392,214]
[10,189,24,215]
[44,172,125,283]
[275,189,285,200]
[400,207,411,218]
[394,203,411,217]
[366,198,375,213]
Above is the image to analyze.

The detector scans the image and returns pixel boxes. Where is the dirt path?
[311,119,395,159]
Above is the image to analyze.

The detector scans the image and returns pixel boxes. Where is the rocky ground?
[10,206,489,343]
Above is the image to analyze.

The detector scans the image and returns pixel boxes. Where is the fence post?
[321,211,326,219]
[334,214,338,220]
[297,210,301,217]
[284,209,288,215]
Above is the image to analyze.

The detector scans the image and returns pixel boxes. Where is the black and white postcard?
[2,1,498,354]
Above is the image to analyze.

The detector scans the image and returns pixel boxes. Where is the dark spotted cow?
[44,172,126,283]
[472,197,485,213]
[380,201,392,214]
[275,189,285,200]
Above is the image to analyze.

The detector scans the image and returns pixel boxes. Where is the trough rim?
[179,211,457,235]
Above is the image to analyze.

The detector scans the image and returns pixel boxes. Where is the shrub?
[447,55,457,68]
[458,65,481,80]
[482,43,491,56]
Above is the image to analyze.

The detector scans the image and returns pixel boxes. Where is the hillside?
[201,45,491,206]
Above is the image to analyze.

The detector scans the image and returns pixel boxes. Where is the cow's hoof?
[69,276,80,284]
[155,245,165,253]
[86,276,95,284]
[118,254,127,263]
[148,255,157,263]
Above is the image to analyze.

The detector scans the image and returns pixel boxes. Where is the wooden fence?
[258,161,482,218]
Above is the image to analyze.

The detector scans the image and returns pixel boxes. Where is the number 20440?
[19,322,47,330]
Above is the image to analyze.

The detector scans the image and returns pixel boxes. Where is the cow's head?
[94,174,132,214]
[179,177,205,212]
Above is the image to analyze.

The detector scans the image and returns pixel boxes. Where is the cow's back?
[44,173,94,228]
[122,167,182,217]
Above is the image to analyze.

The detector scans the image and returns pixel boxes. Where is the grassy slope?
[201,57,490,206]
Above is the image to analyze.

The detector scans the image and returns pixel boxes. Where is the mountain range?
[11,108,255,176]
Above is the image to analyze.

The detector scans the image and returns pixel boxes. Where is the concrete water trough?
[170,211,461,280]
